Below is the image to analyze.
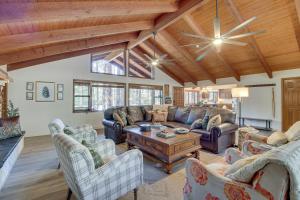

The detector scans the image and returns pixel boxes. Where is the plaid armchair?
[53,133,143,200]
[48,118,97,144]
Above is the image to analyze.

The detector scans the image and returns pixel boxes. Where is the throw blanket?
[227,140,300,200]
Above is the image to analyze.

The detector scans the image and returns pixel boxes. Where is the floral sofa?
[103,106,238,153]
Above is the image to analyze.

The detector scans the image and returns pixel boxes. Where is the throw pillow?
[63,126,77,135]
[285,121,300,141]
[127,106,144,122]
[224,155,260,177]
[82,140,104,169]
[126,115,135,126]
[113,112,125,127]
[206,114,221,131]
[141,106,153,121]
[202,115,210,130]
[174,106,191,124]
[186,107,207,125]
[0,116,23,140]
[267,131,288,146]
[167,106,177,121]
[190,118,203,130]
[117,110,127,126]
[152,111,167,122]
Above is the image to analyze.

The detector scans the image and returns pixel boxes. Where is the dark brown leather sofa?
[102,106,238,153]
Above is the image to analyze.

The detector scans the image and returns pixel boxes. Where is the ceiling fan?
[182,0,265,62]
[132,32,174,68]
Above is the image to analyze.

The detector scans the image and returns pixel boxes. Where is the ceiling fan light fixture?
[151,59,159,66]
[213,38,223,45]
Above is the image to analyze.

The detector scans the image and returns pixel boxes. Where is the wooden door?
[282,77,300,131]
[173,87,184,106]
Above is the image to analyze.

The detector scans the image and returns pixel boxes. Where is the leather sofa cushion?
[0,135,23,168]
[104,107,127,120]
[167,106,177,121]
[186,107,207,124]
[174,107,190,124]
[192,129,211,141]
[162,121,190,129]
[127,106,144,123]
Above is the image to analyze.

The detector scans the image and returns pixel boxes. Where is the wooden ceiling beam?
[0,1,178,24]
[183,14,240,81]
[0,32,138,65]
[114,57,144,78]
[224,0,273,78]
[0,21,153,54]
[104,50,125,62]
[158,30,216,84]
[127,0,207,49]
[128,58,152,77]
[106,0,207,60]
[139,42,185,85]
[7,43,127,71]
[130,48,149,66]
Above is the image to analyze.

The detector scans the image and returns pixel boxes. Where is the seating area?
[1,0,300,200]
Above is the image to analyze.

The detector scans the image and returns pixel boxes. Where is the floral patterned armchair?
[183,156,289,200]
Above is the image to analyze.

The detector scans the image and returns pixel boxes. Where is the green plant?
[7,100,19,117]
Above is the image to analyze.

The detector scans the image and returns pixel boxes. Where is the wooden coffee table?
[125,127,201,174]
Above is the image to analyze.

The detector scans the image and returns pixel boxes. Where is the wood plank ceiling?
[1,0,300,85]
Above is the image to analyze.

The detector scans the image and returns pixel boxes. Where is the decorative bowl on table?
[151,123,162,129]
[174,127,189,134]
[139,124,151,132]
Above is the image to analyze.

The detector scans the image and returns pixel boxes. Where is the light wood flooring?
[0,135,222,200]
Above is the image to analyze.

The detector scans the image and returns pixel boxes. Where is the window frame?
[90,54,126,77]
[73,79,126,113]
[184,89,200,106]
[128,83,163,106]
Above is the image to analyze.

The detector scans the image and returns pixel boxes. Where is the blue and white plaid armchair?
[53,133,143,200]
[48,118,97,144]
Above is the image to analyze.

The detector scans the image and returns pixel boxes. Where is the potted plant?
[7,100,19,118]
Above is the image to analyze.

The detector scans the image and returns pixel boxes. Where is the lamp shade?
[231,87,249,98]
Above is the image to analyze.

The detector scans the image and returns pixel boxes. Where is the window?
[73,80,125,112]
[91,54,125,76]
[129,84,163,106]
[128,50,154,79]
[184,90,200,105]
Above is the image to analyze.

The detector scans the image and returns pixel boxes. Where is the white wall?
[8,54,181,137]
[197,68,300,131]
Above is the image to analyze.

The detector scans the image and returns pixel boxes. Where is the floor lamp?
[231,87,249,126]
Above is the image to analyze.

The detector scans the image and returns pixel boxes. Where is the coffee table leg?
[194,150,200,160]
[165,163,173,174]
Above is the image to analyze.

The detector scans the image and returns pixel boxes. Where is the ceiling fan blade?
[215,44,221,53]
[197,43,213,53]
[226,30,266,39]
[222,39,248,46]
[196,47,213,62]
[160,54,168,59]
[144,54,153,61]
[222,16,257,37]
[182,32,213,41]
[180,42,210,47]
[214,17,221,38]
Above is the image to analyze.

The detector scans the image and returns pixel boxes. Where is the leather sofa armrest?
[102,119,117,127]
[217,123,238,134]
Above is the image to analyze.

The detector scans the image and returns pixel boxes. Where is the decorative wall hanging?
[57,84,64,92]
[26,92,33,100]
[35,81,55,102]
[26,82,34,91]
[57,92,63,100]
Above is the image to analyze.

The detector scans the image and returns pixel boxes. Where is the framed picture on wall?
[57,92,63,100]
[26,92,34,100]
[26,82,34,91]
[36,81,55,102]
[57,84,64,92]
